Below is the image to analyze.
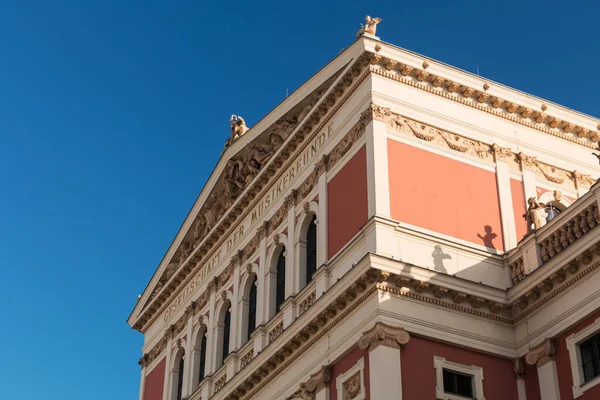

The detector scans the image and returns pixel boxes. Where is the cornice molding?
[369,61,599,148]
[133,54,373,331]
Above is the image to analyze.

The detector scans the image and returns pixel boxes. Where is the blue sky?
[0,1,597,399]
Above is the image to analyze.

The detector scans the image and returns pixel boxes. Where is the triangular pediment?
[130,57,354,324]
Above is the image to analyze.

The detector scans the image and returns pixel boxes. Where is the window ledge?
[573,375,600,398]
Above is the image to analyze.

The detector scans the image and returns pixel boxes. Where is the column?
[493,146,518,250]
[514,358,528,400]
[301,366,331,400]
[138,356,147,400]
[162,328,174,400]
[286,207,296,298]
[317,165,328,268]
[357,322,410,400]
[206,290,216,375]
[255,229,268,355]
[231,259,240,352]
[365,117,391,218]
[525,340,561,400]
[184,308,195,396]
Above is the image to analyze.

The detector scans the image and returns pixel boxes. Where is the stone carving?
[492,144,513,162]
[344,372,362,399]
[300,366,332,399]
[225,115,250,148]
[525,339,555,367]
[356,16,382,38]
[539,202,599,262]
[574,171,596,188]
[357,321,410,351]
[509,257,525,284]
[523,197,546,232]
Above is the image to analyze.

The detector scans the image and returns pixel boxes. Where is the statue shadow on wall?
[431,245,451,273]
[477,225,498,251]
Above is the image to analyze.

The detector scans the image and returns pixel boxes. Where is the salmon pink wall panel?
[401,336,518,400]
[555,309,600,399]
[511,179,528,242]
[388,140,504,250]
[524,361,541,400]
[327,146,368,258]
[143,357,166,400]
[330,346,370,400]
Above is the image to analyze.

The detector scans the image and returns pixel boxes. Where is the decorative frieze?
[369,62,599,149]
[357,322,410,351]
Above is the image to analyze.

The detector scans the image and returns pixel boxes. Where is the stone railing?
[538,201,599,263]
[508,185,600,285]
[297,283,317,317]
[239,345,254,369]
[213,367,227,393]
[267,315,284,344]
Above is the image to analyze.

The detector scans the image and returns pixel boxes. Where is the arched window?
[176,356,185,400]
[222,305,231,363]
[276,248,286,313]
[546,202,562,223]
[306,215,317,285]
[247,275,257,342]
[198,330,207,383]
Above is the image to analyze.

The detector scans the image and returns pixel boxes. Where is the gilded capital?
[357,321,410,351]
[525,339,555,367]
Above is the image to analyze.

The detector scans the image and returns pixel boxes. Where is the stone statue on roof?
[356,16,382,38]
[225,115,250,148]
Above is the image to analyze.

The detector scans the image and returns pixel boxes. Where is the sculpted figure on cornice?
[356,16,382,38]
[225,115,249,148]
[524,197,546,232]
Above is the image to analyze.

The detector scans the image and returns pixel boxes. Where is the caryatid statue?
[356,16,382,38]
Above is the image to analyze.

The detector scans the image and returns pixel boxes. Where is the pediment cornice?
[129,46,373,331]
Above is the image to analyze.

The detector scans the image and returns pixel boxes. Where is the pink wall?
[327,146,368,258]
[511,179,528,242]
[388,140,504,251]
[555,309,600,400]
[143,357,165,400]
[330,346,370,400]
[524,361,541,400]
[401,336,518,400]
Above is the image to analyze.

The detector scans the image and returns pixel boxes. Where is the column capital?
[357,322,410,351]
[525,339,555,367]
[299,366,332,399]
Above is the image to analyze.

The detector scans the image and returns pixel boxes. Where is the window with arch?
[545,201,564,223]
[176,356,185,400]
[276,247,286,313]
[222,304,231,364]
[306,214,317,285]
[169,348,186,400]
[247,275,257,342]
[192,326,208,387]
[215,300,232,369]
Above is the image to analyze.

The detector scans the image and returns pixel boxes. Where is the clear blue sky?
[0,1,597,399]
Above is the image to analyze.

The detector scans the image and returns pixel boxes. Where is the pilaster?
[206,291,216,375]
[494,155,518,250]
[231,261,240,351]
[257,233,267,325]
[286,207,297,298]
[162,328,174,400]
[514,358,528,400]
[300,366,332,400]
[184,309,194,396]
[314,263,330,300]
[317,172,328,268]
[525,340,561,400]
[138,357,147,400]
[358,322,410,400]
[365,119,391,218]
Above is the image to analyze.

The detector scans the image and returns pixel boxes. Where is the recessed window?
[545,206,561,223]
[247,276,258,341]
[306,215,317,285]
[176,355,185,400]
[443,369,474,398]
[434,356,484,400]
[566,318,600,398]
[276,248,286,313]
[580,333,600,383]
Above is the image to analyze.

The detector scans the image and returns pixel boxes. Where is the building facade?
[128,19,600,400]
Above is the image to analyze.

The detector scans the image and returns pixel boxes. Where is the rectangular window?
[443,369,474,398]
[580,333,600,383]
